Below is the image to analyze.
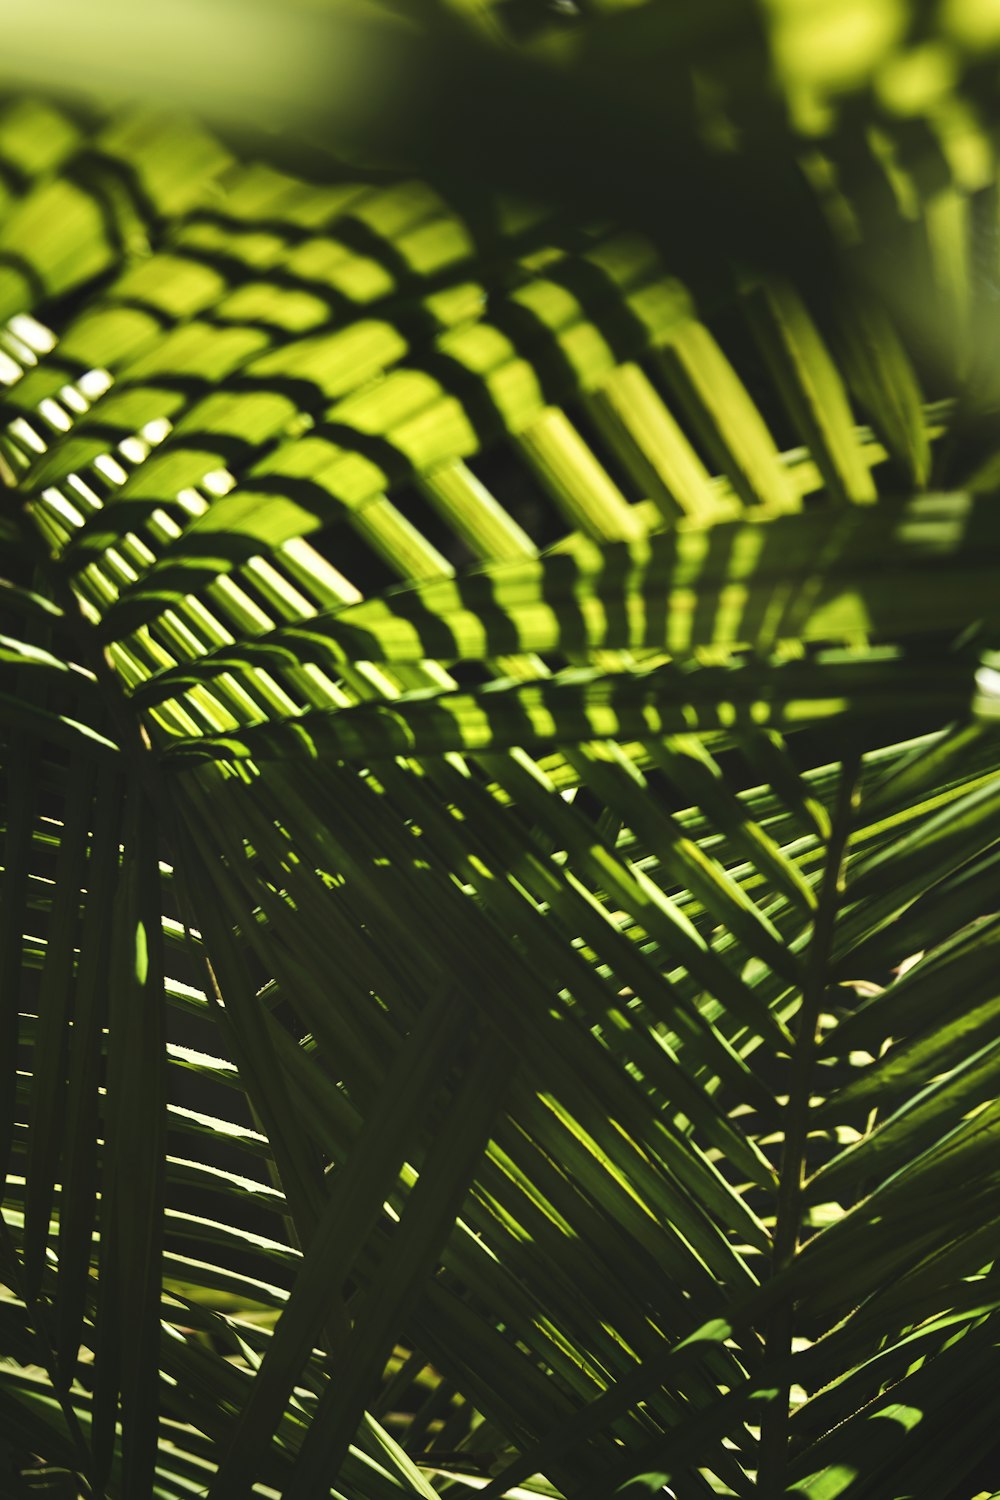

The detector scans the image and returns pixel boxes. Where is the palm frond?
[4,4,1000,1497]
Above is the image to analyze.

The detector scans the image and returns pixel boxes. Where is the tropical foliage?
[3,1,1000,1496]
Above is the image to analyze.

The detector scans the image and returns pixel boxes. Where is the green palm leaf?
[5,3,1000,1497]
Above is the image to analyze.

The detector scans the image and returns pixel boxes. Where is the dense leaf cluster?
[3,3,1000,1497]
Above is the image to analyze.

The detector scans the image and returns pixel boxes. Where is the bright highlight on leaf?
[134,919,149,986]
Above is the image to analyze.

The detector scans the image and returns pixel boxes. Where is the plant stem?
[757,754,860,1497]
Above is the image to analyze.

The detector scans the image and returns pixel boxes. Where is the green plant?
[3,3,1000,1497]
